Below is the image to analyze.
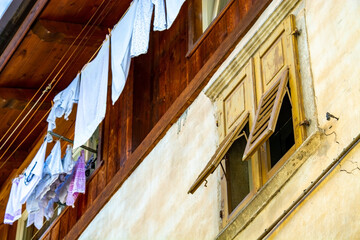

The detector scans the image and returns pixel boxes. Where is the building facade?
[0,0,359,239]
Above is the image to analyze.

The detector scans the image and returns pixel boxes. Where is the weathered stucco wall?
[234,0,360,239]
[80,93,221,240]
[269,143,360,239]
[267,0,360,238]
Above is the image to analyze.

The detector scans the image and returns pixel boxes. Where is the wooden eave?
[0,0,132,223]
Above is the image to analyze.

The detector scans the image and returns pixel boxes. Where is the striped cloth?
[66,150,86,206]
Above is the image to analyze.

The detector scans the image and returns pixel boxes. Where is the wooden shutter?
[254,14,306,148]
[242,68,289,161]
[188,112,249,194]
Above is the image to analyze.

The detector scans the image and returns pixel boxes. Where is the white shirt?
[47,74,80,132]
[130,0,154,57]
[111,0,137,105]
[19,141,47,204]
[73,37,109,149]
[166,0,185,29]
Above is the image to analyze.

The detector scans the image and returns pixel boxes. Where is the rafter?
[31,19,108,46]
[0,87,56,110]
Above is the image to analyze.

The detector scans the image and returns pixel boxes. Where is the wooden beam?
[65,0,272,238]
[0,88,55,110]
[31,19,108,46]
[0,150,29,169]
[0,0,49,73]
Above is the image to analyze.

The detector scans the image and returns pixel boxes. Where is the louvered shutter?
[242,68,289,161]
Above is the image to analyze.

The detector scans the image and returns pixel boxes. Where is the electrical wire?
[0,0,118,170]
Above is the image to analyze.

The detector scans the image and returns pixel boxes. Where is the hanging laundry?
[19,141,47,204]
[166,0,185,29]
[47,74,80,132]
[111,0,138,105]
[66,151,86,206]
[44,198,55,220]
[43,175,66,221]
[56,171,74,204]
[35,141,64,200]
[73,37,109,149]
[4,177,22,224]
[130,0,154,57]
[27,204,45,230]
[62,144,75,174]
[26,192,40,218]
[152,0,167,31]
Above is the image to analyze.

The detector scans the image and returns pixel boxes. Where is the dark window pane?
[225,123,252,213]
[268,92,294,168]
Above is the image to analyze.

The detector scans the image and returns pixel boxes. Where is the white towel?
[111,0,137,105]
[47,74,80,132]
[130,0,154,57]
[166,0,185,29]
[152,0,167,31]
[35,141,63,200]
[27,205,44,230]
[19,141,47,204]
[73,37,109,149]
[4,177,22,224]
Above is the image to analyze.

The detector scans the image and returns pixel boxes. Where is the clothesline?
[0,0,115,170]
[4,0,186,230]
[48,131,97,154]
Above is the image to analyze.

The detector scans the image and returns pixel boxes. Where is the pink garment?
[66,151,86,206]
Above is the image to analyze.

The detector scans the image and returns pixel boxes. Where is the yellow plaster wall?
[306,0,360,144]
[266,0,360,238]
[269,144,360,239]
[80,93,221,240]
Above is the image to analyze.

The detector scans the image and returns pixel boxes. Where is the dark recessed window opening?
[268,90,294,168]
[225,123,252,213]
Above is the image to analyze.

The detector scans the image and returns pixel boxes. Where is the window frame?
[219,120,259,227]
[190,14,309,228]
[252,14,306,183]
[187,0,235,57]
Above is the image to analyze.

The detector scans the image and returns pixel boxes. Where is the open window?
[201,0,231,32]
[188,112,249,194]
[243,68,290,161]
[188,0,232,52]
[189,14,307,226]
[188,112,259,224]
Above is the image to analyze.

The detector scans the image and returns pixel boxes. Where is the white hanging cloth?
[166,0,185,29]
[35,141,64,200]
[19,141,47,204]
[47,74,80,132]
[130,0,154,57]
[73,37,109,149]
[4,177,22,224]
[152,0,167,31]
[62,144,76,174]
[111,0,138,105]
[27,205,44,230]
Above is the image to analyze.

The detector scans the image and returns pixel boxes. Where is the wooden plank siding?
[1,0,270,239]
